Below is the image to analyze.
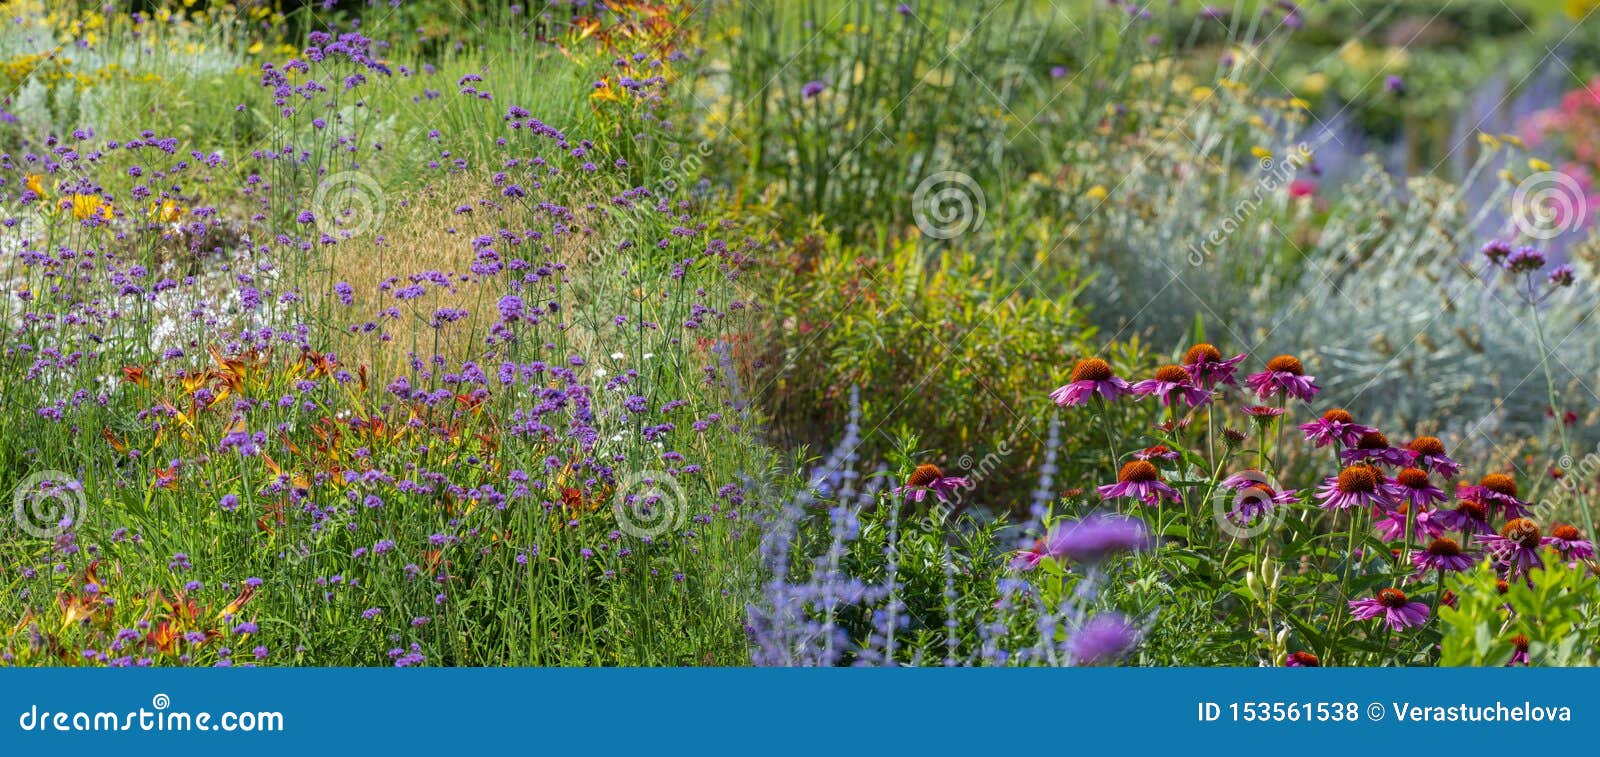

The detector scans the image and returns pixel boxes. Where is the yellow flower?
[1299,72,1328,96]
[150,200,185,223]
[70,194,112,221]
[247,40,264,55]
[1478,132,1501,150]
[1250,145,1273,160]
[1529,158,1553,172]
[1085,185,1108,201]
[24,173,47,197]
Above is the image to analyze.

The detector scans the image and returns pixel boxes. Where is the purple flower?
[1068,613,1139,665]
[1050,358,1131,407]
[1130,364,1211,408]
[1348,588,1429,631]
[1505,246,1546,273]
[1405,436,1461,478]
[1218,472,1298,524]
[801,80,826,99]
[1298,408,1376,449]
[1339,430,1416,469]
[1097,460,1180,506]
[1315,466,1389,511]
[1546,524,1595,560]
[892,464,969,504]
[1458,474,1530,519]
[1412,537,1475,574]
[1180,344,1246,388]
[1042,513,1151,564]
[1477,518,1547,576]
[1244,355,1319,402]
[1386,468,1446,509]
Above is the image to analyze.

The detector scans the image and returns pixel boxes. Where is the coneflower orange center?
[1457,500,1487,521]
[1153,364,1189,383]
[1355,431,1390,450]
[1320,408,1354,424]
[1551,524,1581,541]
[1183,343,1223,365]
[1288,651,1320,666]
[1337,465,1380,493]
[1426,538,1462,556]
[1510,634,1530,652]
[1408,436,1445,456]
[1070,358,1114,383]
[1265,354,1303,374]
[1395,468,1430,489]
[906,464,944,488]
[1376,588,1410,608]
[1118,460,1160,483]
[1481,473,1518,498]
[1500,518,1542,548]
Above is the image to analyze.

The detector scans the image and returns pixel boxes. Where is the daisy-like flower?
[1298,408,1376,449]
[1458,474,1531,519]
[1316,465,1389,511]
[1478,518,1546,576]
[1130,364,1211,408]
[1545,523,1595,560]
[1506,634,1530,667]
[1405,436,1461,478]
[1097,460,1180,506]
[1284,651,1320,667]
[1339,431,1416,468]
[893,464,970,504]
[1244,354,1319,402]
[1067,612,1140,665]
[1240,404,1285,423]
[1373,503,1445,541]
[1042,513,1152,564]
[1348,587,1430,631]
[1219,472,1298,524]
[1434,499,1494,536]
[1050,358,1131,407]
[1386,468,1447,509]
[1011,537,1049,571]
[1412,537,1475,574]
[1133,444,1180,461]
[1180,343,1246,388]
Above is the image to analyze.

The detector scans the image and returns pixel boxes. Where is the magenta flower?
[1067,613,1140,665]
[1386,468,1447,509]
[1412,537,1475,574]
[1315,466,1389,511]
[1373,504,1446,542]
[1219,472,1298,524]
[1339,431,1416,469]
[1348,588,1430,631]
[892,464,969,504]
[1298,408,1376,448]
[1405,436,1461,478]
[1097,460,1180,506]
[1130,364,1212,408]
[1180,343,1246,388]
[1244,354,1319,402]
[1050,357,1132,407]
[1434,499,1494,536]
[1284,651,1320,667]
[1133,444,1180,462]
[1546,524,1595,560]
[1043,513,1151,564]
[1477,518,1547,576]
[1458,474,1531,519]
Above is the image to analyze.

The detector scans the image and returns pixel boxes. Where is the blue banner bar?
[1,669,1589,754]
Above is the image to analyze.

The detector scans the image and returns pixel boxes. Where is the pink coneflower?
[1478,518,1546,576]
[1298,408,1376,448]
[1434,499,1494,536]
[1284,651,1320,667]
[1405,436,1461,478]
[1130,364,1211,408]
[1507,634,1530,667]
[1219,472,1298,523]
[1316,465,1389,511]
[1180,343,1246,388]
[1240,404,1285,422]
[893,464,970,504]
[1050,358,1132,407]
[1546,523,1595,560]
[1244,354,1319,402]
[1133,444,1180,462]
[1011,537,1049,571]
[1339,431,1416,468]
[1387,468,1447,509]
[1348,587,1430,631]
[1458,474,1531,519]
[1412,537,1475,574]
[1373,503,1445,541]
[1097,460,1180,506]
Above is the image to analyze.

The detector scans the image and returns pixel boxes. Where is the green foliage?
[1441,555,1600,667]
